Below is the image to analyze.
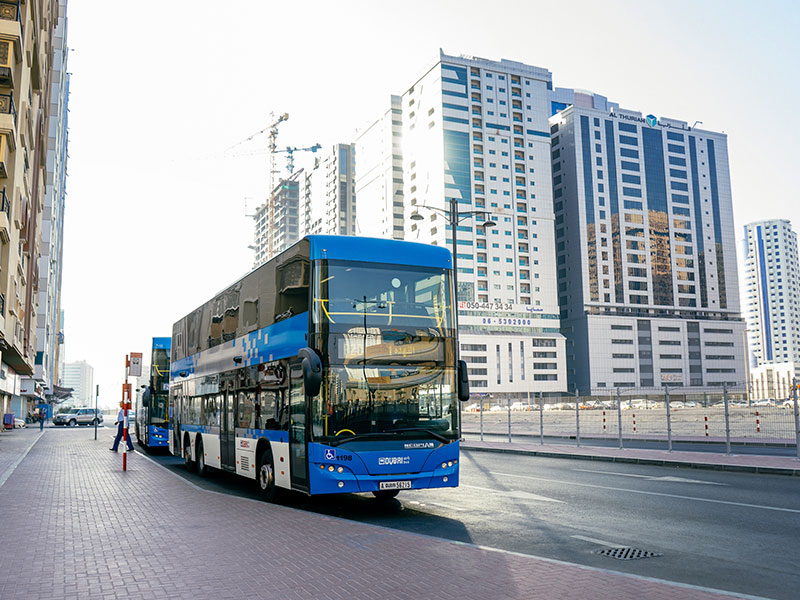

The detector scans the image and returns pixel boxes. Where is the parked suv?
[53,408,103,427]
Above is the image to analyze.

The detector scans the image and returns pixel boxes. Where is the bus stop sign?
[129,352,143,377]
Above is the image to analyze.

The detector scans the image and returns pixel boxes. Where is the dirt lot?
[462,405,798,443]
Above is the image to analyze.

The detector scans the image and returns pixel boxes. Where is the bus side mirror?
[142,387,151,408]
[299,347,322,397]
[457,360,470,402]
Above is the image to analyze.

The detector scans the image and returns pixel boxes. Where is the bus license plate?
[380,480,412,491]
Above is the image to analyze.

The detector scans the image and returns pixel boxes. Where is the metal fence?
[461,386,800,456]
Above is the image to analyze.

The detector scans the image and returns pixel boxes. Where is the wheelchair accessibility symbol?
[324,449,336,460]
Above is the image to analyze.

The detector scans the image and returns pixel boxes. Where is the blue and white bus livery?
[170,235,469,501]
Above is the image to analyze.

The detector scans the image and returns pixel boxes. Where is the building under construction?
[251,170,305,268]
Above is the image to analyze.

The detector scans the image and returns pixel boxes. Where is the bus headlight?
[337,481,344,488]
[337,466,344,473]
[328,465,335,472]
[448,461,453,467]
[442,462,447,469]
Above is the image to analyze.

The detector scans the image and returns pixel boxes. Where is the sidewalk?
[461,439,800,476]
[0,428,769,600]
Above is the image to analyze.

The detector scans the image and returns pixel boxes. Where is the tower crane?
[275,144,322,174]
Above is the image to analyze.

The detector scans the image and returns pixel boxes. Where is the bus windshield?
[311,259,458,444]
[312,260,453,336]
[311,366,458,443]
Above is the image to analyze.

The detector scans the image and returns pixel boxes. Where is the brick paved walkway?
[0,428,766,599]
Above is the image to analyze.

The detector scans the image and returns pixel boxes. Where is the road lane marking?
[408,500,466,512]
[461,483,565,503]
[492,471,800,514]
[572,468,726,485]
[571,535,624,547]
[654,475,726,485]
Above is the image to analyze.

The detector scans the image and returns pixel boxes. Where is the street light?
[410,198,495,308]
[411,198,495,386]
[412,199,495,433]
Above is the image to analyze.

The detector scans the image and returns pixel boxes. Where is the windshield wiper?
[328,427,450,446]
[390,428,450,443]
[329,432,393,447]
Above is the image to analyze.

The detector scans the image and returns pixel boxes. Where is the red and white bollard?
[704,415,709,437]
[121,380,132,472]
[602,410,607,433]
[632,413,637,434]
[755,410,761,433]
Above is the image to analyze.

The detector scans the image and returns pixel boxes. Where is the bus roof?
[152,337,171,349]
[306,235,452,269]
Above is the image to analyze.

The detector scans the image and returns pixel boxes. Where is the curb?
[465,431,797,448]
[461,444,800,477]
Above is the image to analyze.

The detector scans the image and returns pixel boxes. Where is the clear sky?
[62,0,799,407]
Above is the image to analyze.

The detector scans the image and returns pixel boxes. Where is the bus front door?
[288,360,308,491]
[221,391,236,471]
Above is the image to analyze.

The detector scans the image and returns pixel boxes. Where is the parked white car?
[14,418,26,428]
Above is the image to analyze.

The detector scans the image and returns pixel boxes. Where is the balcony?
[0,2,21,59]
[0,131,10,178]
[0,91,15,129]
[0,39,13,88]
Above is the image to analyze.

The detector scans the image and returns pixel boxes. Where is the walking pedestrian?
[110,401,134,452]
[39,409,45,431]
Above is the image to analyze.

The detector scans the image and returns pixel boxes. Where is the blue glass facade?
[707,139,727,309]
[642,127,673,306]
[580,116,598,301]
[756,226,772,361]
[688,136,708,307]
[605,120,624,304]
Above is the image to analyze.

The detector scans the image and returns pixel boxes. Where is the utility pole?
[94,384,99,441]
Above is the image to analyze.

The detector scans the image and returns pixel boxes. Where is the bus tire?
[196,437,208,477]
[372,490,400,500]
[256,449,279,502]
[183,434,196,472]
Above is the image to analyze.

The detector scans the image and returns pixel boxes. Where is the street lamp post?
[412,198,494,318]
[411,200,495,424]
[411,198,495,341]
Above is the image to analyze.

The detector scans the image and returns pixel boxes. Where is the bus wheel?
[257,450,278,502]
[183,436,196,472]
[196,438,207,477]
[372,490,400,500]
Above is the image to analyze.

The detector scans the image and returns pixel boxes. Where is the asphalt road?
[138,441,799,600]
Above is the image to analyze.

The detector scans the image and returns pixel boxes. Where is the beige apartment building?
[0,0,59,417]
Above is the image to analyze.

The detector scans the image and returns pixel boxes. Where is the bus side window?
[237,391,255,429]
[277,390,289,431]
[275,256,309,322]
[258,390,279,430]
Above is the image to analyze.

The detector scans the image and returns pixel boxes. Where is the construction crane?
[227,112,289,259]
[275,144,322,174]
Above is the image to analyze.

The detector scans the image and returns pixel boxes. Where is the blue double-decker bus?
[169,235,469,500]
[136,337,171,450]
